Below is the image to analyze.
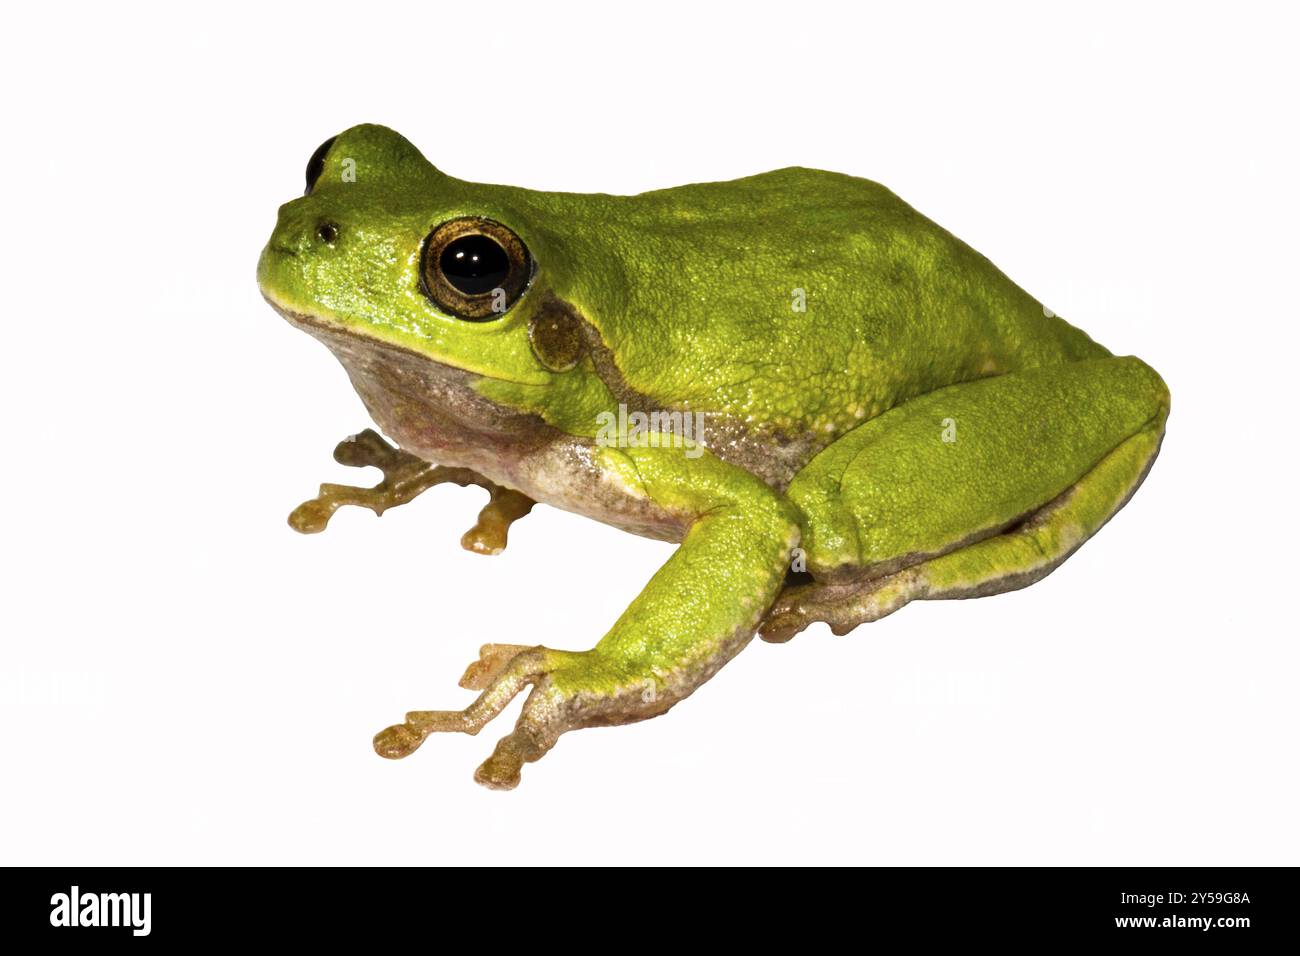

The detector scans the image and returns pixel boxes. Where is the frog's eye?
[304,135,337,196]
[420,217,532,321]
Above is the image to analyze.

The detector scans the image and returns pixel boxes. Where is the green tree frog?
[257,125,1170,789]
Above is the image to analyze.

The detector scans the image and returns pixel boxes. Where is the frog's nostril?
[316,221,339,244]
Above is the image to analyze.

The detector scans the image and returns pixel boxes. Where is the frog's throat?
[265,297,555,462]
[265,297,687,542]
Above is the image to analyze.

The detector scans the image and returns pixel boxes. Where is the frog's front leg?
[288,428,534,555]
[373,447,800,789]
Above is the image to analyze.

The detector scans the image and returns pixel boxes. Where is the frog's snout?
[267,199,342,257]
[258,199,343,306]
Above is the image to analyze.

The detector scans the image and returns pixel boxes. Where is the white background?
[2,1,1296,865]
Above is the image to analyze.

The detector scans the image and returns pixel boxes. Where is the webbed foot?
[374,643,683,790]
[288,429,534,554]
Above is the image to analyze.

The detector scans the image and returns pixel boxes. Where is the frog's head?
[258,125,600,464]
[257,124,572,380]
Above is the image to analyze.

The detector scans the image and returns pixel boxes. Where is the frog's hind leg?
[760,425,1163,641]
[288,428,534,554]
[761,357,1169,642]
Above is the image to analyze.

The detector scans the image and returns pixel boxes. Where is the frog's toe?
[373,703,497,758]
[458,643,535,689]
[331,428,398,469]
[373,722,426,759]
[459,487,535,556]
[471,682,571,789]
[756,587,809,643]
[472,715,557,790]
[287,498,336,534]
[473,736,531,790]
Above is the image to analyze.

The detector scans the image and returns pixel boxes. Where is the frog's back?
[535,166,1109,440]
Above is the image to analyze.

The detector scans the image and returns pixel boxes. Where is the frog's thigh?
[764,357,1168,641]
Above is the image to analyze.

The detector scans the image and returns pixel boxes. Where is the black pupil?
[304,136,337,195]
[440,235,510,295]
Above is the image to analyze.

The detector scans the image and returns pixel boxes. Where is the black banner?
[3,867,1293,945]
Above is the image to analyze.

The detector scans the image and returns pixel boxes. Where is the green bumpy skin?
[258,125,1170,789]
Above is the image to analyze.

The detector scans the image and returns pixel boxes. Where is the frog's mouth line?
[261,294,546,388]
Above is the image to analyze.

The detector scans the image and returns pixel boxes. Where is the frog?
[257,124,1170,790]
